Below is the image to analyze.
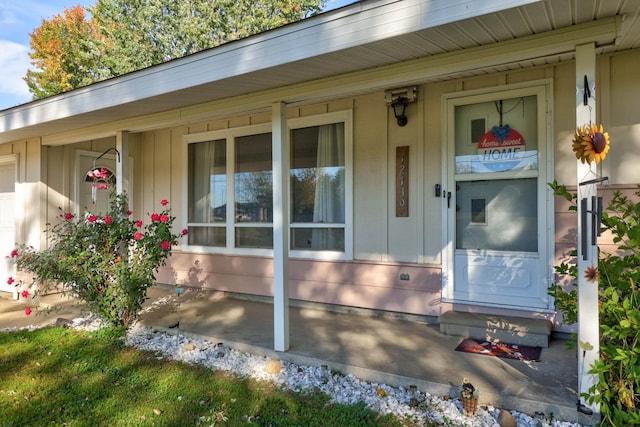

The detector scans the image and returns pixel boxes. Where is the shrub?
[549,182,640,425]
[9,191,187,329]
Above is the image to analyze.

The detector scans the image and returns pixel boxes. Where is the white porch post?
[272,101,290,352]
[575,42,600,413]
[115,131,130,195]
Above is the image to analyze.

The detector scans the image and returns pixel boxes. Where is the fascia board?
[41,15,618,146]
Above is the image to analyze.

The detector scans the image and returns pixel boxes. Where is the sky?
[0,0,356,111]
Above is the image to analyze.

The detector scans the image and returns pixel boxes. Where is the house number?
[396,146,409,217]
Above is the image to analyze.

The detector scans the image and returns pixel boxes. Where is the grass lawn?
[0,326,407,427]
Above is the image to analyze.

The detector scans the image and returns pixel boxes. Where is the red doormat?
[455,338,542,362]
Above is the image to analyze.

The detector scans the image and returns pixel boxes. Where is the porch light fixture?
[385,86,417,127]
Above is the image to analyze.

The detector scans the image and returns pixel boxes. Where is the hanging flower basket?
[572,123,610,164]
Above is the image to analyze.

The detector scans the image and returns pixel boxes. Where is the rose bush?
[9,192,187,329]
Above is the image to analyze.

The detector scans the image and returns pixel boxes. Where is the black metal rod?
[95,147,121,163]
[579,176,608,186]
[581,197,588,260]
[591,196,597,246]
[597,196,603,237]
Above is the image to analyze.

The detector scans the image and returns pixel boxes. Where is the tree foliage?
[25,5,108,99]
[26,0,325,99]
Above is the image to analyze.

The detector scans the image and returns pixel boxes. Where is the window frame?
[183,110,353,260]
[288,110,353,261]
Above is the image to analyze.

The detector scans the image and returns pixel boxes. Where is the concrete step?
[438,311,553,348]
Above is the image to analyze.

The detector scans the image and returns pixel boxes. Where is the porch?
[135,286,594,425]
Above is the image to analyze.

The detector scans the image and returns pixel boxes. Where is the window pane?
[455,95,538,174]
[456,178,537,252]
[291,227,344,251]
[470,198,486,224]
[235,133,272,223]
[189,139,227,223]
[188,226,226,247]
[291,123,345,223]
[235,227,273,248]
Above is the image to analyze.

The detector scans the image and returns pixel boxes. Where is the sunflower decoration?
[572,123,611,164]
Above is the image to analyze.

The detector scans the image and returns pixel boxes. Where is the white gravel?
[3,316,586,427]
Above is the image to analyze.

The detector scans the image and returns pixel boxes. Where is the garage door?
[0,160,16,296]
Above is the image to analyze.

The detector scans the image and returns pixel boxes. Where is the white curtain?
[312,123,345,249]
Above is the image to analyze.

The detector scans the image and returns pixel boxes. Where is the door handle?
[447,191,452,208]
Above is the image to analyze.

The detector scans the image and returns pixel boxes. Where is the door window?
[456,179,537,252]
[454,95,539,252]
[455,95,538,174]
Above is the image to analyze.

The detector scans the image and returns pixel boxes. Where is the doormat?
[455,338,542,362]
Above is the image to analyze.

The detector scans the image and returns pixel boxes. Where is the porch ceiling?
[0,0,638,145]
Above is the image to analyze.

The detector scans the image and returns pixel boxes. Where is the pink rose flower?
[21,290,29,299]
[7,277,14,285]
[103,216,113,225]
[89,168,109,180]
[159,241,171,251]
[182,229,189,236]
[25,307,32,316]
[161,199,169,206]
[150,213,160,222]
[134,232,143,241]
[64,213,74,221]
[11,249,18,258]
[126,210,132,216]
[135,220,143,228]
[87,214,97,223]
[159,214,169,223]
[97,184,109,190]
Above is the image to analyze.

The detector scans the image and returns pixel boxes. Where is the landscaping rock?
[183,343,196,351]
[55,318,72,327]
[497,409,517,427]
[265,359,283,374]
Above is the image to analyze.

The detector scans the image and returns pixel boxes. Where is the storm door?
[443,85,552,310]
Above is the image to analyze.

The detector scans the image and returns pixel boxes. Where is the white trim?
[288,110,354,261]
[441,80,554,311]
[29,16,619,147]
[183,123,272,254]
[272,101,290,352]
[575,42,600,413]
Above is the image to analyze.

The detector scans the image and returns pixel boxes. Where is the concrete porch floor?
[136,286,595,425]
[0,286,596,425]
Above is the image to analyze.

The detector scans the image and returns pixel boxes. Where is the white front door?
[443,84,553,310]
[0,158,16,296]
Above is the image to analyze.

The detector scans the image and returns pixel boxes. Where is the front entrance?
[443,84,553,310]
[0,156,17,297]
